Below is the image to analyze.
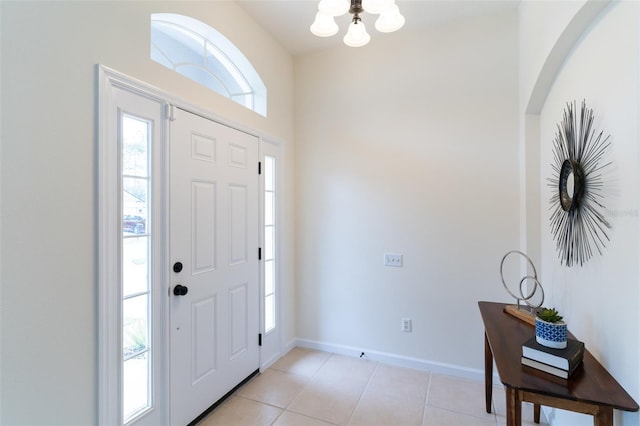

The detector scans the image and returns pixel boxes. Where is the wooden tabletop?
[478,301,638,412]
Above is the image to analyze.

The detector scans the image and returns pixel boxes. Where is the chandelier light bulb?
[343,20,370,47]
[318,0,349,16]
[362,0,395,15]
[310,11,339,37]
[375,5,405,33]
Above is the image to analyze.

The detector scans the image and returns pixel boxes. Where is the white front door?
[169,107,260,425]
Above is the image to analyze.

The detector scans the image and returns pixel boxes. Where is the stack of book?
[521,337,584,379]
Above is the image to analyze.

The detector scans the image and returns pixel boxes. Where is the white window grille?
[151,13,267,117]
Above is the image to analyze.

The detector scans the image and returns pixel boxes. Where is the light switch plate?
[402,318,412,333]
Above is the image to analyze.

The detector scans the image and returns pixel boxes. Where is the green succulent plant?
[536,307,563,323]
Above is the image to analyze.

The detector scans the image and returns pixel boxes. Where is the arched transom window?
[151,13,267,117]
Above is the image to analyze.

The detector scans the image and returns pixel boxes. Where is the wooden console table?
[478,301,638,426]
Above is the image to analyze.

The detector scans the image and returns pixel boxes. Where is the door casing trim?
[98,65,284,425]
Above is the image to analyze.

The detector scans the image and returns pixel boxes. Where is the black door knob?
[173,284,188,296]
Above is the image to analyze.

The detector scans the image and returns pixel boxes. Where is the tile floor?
[197,347,549,426]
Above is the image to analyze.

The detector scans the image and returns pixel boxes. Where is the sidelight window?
[264,156,276,333]
[121,114,152,423]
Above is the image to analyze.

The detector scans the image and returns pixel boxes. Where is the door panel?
[229,283,249,357]
[170,108,259,425]
[229,184,248,264]
[192,180,216,273]
[192,296,217,382]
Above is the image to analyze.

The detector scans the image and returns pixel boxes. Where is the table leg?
[506,387,522,426]
[593,406,613,426]
[533,403,540,423]
[484,332,493,413]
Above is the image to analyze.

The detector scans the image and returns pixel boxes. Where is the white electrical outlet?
[401,318,412,333]
[384,253,403,267]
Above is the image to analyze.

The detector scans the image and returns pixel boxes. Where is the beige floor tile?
[313,354,378,388]
[271,347,332,377]
[236,368,309,408]
[348,364,430,426]
[196,396,282,426]
[288,380,363,425]
[196,349,517,426]
[422,406,496,426]
[426,374,496,421]
[348,392,425,426]
[273,410,338,426]
[366,363,430,402]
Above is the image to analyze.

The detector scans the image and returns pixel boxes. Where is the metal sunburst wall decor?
[548,100,612,267]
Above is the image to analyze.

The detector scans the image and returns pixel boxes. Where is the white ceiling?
[236,0,519,56]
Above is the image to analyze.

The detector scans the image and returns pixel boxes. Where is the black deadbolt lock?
[173,262,183,273]
[173,284,188,296]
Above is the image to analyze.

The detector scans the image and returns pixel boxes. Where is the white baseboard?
[283,337,297,355]
[260,351,282,371]
[292,338,496,383]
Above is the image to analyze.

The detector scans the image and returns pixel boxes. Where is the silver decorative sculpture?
[500,250,544,316]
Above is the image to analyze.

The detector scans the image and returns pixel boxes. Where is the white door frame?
[98,65,170,426]
[98,65,284,425]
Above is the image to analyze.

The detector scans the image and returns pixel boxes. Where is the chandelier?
[310,0,405,47]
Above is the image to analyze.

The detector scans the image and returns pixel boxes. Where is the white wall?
[0,1,295,424]
[518,0,584,266]
[519,0,585,110]
[523,1,640,424]
[519,0,610,268]
[294,11,519,371]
